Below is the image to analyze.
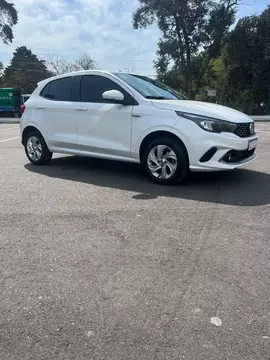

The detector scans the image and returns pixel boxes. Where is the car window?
[40,77,73,101]
[80,75,129,103]
[40,83,50,98]
[114,73,188,100]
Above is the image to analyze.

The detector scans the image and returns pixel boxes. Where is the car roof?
[37,69,119,87]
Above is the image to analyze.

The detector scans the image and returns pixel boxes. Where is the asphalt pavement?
[0,122,269,360]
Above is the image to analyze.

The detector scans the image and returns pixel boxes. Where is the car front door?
[73,74,135,159]
[39,76,77,151]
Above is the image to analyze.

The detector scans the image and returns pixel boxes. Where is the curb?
[252,120,270,122]
[0,120,20,124]
[251,116,270,122]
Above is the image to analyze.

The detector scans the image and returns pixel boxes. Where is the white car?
[20,70,258,185]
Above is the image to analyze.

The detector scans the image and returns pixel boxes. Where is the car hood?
[151,100,253,123]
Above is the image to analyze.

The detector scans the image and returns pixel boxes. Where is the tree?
[157,69,185,92]
[2,46,53,93]
[225,6,270,113]
[133,0,239,98]
[46,53,97,75]
[0,0,18,44]
[188,4,270,113]
[46,55,76,75]
[0,61,4,86]
[75,53,96,70]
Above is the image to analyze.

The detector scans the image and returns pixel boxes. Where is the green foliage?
[133,0,239,98]
[2,46,53,93]
[224,6,270,112]
[0,0,18,44]
[147,2,270,114]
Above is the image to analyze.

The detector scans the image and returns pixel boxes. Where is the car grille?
[233,123,255,138]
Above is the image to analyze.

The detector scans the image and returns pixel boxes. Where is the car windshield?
[114,73,188,100]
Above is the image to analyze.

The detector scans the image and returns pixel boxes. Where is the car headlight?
[175,111,237,134]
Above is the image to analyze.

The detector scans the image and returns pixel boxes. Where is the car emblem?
[249,123,254,134]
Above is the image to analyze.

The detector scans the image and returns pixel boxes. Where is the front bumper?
[189,133,258,171]
[173,119,258,171]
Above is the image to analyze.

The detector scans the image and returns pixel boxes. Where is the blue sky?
[238,0,269,17]
[0,0,268,75]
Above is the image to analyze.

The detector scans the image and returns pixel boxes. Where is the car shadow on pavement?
[24,155,270,206]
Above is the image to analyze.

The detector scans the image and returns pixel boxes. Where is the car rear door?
[38,76,78,151]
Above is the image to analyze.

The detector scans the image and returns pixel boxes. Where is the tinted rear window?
[40,77,73,101]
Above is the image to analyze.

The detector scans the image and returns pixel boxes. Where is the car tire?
[142,136,189,185]
[24,131,52,165]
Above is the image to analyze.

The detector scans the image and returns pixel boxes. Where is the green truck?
[0,88,22,117]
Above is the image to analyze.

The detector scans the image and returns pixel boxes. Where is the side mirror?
[102,90,124,103]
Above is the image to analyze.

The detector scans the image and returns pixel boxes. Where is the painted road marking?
[257,130,270,134]
[0,126,18,133]
[0,136,20,143]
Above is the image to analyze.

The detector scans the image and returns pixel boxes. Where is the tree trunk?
[186,46,192,99]
[173,15,189,96]
[182,26,192,99]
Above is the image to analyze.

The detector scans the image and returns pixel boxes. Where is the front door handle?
[75,107,88,111]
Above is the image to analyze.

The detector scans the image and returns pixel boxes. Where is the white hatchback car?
[20,70,258,185]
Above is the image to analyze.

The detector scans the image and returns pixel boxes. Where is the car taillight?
[20,104,25,114]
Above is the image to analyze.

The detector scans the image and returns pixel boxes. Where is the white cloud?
[0,0,161,75]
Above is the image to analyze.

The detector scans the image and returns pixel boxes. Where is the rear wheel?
[142,136,189,185]
[24,131,52,165]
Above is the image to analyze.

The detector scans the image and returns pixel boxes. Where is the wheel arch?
[22,126,43,146]
[139,130,189,162]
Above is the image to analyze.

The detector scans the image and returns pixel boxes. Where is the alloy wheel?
[147,144,178,179]
[26,136,43,162]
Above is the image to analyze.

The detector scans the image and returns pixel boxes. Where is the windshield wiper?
[145,96,168,100]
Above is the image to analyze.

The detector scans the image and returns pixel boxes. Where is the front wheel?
[24,131,52,165]
[142,137,189,185]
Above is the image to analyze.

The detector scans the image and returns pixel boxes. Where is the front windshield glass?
[114,73,188,100]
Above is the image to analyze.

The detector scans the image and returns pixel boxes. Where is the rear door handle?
[37,106,46,110]
[75,107,88,111]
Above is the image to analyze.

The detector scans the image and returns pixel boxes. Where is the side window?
[40,77,73,101]
[80,75,131,103]
[40,83,50,98]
